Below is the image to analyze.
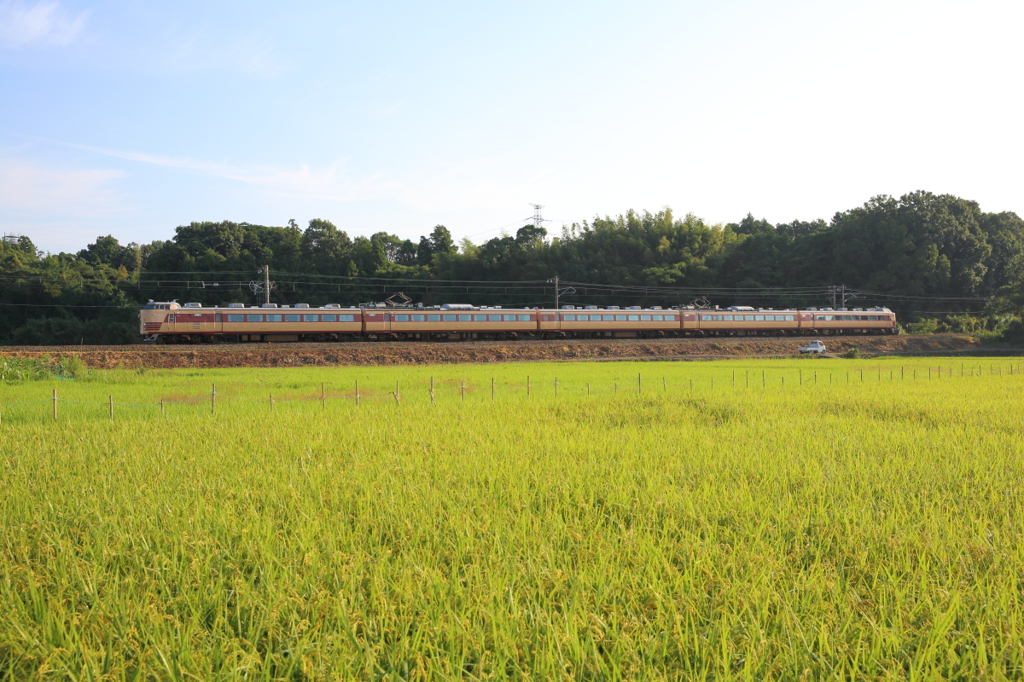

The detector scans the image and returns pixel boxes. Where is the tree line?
[2,190,1023,344]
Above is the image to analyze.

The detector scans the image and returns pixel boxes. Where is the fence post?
[491,377,495,401]
[663,377,667,392]
[211,384,216,414]
[814,371,817,385]
[53,388,57,422]
[614,383,618,395]
[762,371,765,388]
[587,383,591,396]
[321,382,326,409]
[109,395,113,421]
[638,373,642,394]
[732,370,735,388]
[527,376,531,397]
[711,377,714,390]
[799,369,803,385]
[356,380,360,406]
[430,376,435,404]
[781,376,784,388]
[461,382,465,402]
[860,370,864,382]
[690,378,693,392]
[161,398,165,416]
[396,381,400,403]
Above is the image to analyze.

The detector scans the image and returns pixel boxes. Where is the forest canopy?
[2,190,1023,344]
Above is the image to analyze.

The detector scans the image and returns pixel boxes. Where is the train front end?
[139,300,178,342]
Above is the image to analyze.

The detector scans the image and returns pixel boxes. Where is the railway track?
[0,335,985,369]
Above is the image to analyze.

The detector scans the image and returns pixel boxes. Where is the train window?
[428,315,441,322]
[518,315,531,321]
[652,315,663,321]
[563,314,575,321]
[489,315,501,321]
[215,314,221,322]
[473,314,486,321]
[458,314,471,322]
[227,314,243,322]
[755,315,764,321]
[394,315,409,322]
[712,315,721,321]
[613,315,625,321]
[786,315,794,321]
[640,315,651,321]
[502,314,515,321]
[303,315,318,322]
[340,314,355,322]
[627,315,638,321]
[247,314,264,322]
[412,315,425,322]
[765,315,774,321]
[577,314,588,321]
[723,315,733,321]
[320,314,335,322]
[267,314,282,322]
[443,315,456,321]
[285,314,300,322]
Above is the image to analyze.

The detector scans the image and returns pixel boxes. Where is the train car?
[382,305,538,340]
[680,306,895,336]
[140,300,897,342]
[537,306,680,338]
[805,309,896,335]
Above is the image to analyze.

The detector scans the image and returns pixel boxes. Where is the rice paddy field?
[1,358,1022,680]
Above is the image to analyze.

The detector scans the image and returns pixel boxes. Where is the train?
[139,300,898,343]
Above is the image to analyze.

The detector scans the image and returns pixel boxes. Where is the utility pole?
[828,284,851,309]
[263,265,270,305]
[554,275,559,310]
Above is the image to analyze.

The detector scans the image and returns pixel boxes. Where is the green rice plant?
[0,358,1022,679]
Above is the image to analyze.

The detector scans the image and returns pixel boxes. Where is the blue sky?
[2,0,1022,254]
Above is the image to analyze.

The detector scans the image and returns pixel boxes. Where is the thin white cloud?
[68,141,573,219]
[160,28,287,76]
[0,157,124,216]
[70,142,384,202]
[0,0,87,48]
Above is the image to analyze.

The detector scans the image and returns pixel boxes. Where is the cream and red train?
[139,300,897,342]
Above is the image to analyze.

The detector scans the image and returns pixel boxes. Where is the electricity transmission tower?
[528,204,551,231]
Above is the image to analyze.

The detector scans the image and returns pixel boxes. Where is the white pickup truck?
[798,340,827,354]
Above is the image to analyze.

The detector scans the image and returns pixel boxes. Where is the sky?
[1,0,1022,254]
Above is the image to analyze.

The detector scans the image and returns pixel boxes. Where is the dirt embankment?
[0,335,990,370]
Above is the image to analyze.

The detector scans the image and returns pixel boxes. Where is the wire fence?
[0,362,1020,423]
